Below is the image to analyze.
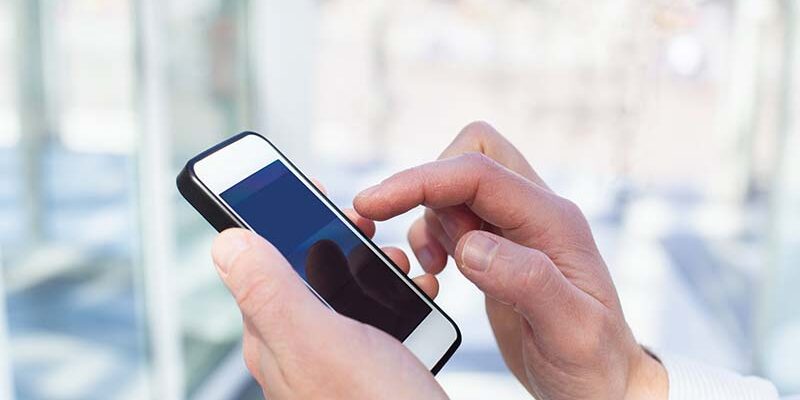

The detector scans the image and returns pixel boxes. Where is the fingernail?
[212,231,251,275]
[461,233,498,272]
[417,246,435,267]
[357,184,381,198]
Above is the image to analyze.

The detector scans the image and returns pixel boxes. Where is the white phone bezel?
[193,133,458,371]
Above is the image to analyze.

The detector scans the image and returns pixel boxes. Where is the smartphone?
[177,131,460,373]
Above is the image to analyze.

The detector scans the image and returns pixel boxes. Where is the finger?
[407,217,448,274]
[381,246,410,274]
[433,205,482,246]
[453,230,585,333]
[355,153,571,247]
[424,209,455,255]
[441,121,550,190]
[211,229,333,343]
[343,208,376,238]
[310,177,327,195]
[484,297,529,387]
[412,274,439,299]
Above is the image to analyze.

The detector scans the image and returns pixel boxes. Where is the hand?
[211,198,446,399]
[354,122,668,400]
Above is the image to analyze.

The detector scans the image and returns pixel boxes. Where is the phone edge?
[176,132,252,232]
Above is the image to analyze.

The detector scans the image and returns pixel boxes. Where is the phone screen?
[220,159,432,340]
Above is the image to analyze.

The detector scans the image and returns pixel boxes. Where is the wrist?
[625,346,668,400]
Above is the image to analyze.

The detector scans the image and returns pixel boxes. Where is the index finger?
[354,153,568,242]
[440,121,550,190]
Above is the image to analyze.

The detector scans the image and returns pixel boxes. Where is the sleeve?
[654,352,781,400]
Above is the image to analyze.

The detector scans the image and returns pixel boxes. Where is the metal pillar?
[134,0,184,398]
[249,0,318,167]
[16,0,48,245]
[712,0,770,203]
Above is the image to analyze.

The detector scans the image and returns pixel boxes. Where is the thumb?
[211,228,330,339]
[454,231,582,329]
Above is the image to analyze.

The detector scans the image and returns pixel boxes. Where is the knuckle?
[558,197,583,217]
[459,120,498,140]
[554,196,596,242]
[556,197,591,228]
[518,251,555,297]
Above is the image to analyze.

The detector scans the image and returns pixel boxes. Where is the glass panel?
[162,0,254,395]
[1,1,151,400]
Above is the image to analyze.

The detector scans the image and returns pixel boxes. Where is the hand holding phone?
[211,228,449,399]
[177,132,460,374]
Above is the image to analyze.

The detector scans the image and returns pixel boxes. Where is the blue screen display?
[221,160,430,340]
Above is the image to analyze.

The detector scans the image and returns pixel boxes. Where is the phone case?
[176,132,254,232]
[176,131,461,375]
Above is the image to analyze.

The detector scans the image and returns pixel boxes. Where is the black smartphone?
[177,132,460,373]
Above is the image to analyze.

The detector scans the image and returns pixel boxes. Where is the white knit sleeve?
[655,352,780,400]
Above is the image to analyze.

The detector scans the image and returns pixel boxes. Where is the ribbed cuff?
[652,351,779,400]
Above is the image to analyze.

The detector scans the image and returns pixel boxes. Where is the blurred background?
[0,0,799,399]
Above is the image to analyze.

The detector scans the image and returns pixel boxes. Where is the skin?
[211,122,668,399]
[212,196,444,399]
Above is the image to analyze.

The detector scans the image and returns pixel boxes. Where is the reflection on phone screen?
[221,160,431,340]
